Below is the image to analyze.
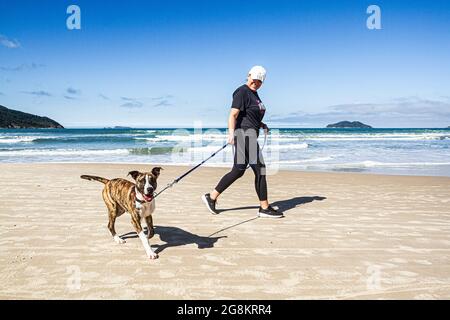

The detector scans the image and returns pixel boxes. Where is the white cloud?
[118,95,174,108]
[151,94,174,107]
[268,97,450,128]
[0,63,45,71]
[120,97,143,108]
[66,87,81,95]
[99,93,110,100]
[21,90,52,97]
[0,34,21,48]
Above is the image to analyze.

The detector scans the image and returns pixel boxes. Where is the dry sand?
[1,163,450,299]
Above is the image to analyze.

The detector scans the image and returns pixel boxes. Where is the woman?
[202,66,283,218]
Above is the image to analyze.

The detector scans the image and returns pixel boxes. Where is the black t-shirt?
[231,84,266,132]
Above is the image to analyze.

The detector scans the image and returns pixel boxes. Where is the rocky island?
[0,105,64,128]
[326,121,372,129]
[104,126,133,129]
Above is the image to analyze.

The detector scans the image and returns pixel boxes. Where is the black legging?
[215,130,267,201]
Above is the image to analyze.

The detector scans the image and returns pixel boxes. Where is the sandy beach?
[1,163,450,299]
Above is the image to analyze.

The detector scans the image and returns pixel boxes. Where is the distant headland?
[0,105,64,129]
[104,126,133,129]
[326,121,372,129]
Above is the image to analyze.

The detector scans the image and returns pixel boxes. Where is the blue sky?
[1,0,449,128]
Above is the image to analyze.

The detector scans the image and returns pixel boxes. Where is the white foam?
[302,132,449,141]
[185,142,309,153]
[186,145,231,153]
[0,149,130,157]
[0,136,38,143]
[154,134,226,142]
[272,156,333,164]
[340,161,450,168]
[265,143,309,151]
[134,137,163,142]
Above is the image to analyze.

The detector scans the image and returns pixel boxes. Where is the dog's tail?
[80,175,109,184]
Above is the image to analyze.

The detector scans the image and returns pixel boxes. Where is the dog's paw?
[148,252,159,260]
[114,236,126,244]
[147,229,155,239]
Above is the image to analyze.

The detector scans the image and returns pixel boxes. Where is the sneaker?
[258,205,284,218]
[202,193,218,214]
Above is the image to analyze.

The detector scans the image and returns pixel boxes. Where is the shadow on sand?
[271,196,327,213]
[120,226,226,254]
[119,196,326,253]
[206,196,327,237]
[217,195,327,215]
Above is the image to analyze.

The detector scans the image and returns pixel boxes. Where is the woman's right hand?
[227,134,235,145]
[228,109,239,145]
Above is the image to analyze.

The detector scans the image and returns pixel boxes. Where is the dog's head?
[128,167,163,201]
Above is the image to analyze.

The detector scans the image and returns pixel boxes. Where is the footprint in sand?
[389,258,408,264]
[281,272,304,287]
[200,264,220,272]
[397,270,419,277]
[414,260,432,265]
[203,254,236,266]
[159,270,175,279]
[237,269,272,280]
[415,293,438,299]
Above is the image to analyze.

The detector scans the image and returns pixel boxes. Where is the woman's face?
[247,76,263,91]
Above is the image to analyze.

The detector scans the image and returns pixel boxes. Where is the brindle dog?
[81,167,162,260]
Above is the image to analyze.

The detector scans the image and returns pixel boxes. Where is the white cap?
[248,65,266,82]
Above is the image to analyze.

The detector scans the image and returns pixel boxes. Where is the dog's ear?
[151,167,163,178]
[128,170,140,180]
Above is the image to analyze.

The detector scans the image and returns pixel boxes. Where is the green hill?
[0,105,64,128]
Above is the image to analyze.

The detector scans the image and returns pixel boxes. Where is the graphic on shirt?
[258,101,266,115]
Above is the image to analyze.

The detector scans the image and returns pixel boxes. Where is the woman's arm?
[228,108,240,144]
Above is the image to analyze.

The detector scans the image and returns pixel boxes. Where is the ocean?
[1,128,450,176]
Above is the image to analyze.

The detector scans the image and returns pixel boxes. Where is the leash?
[153,129,268,199]
[153,143,229,199]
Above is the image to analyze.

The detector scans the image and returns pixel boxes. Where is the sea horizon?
[54,126,450,130]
